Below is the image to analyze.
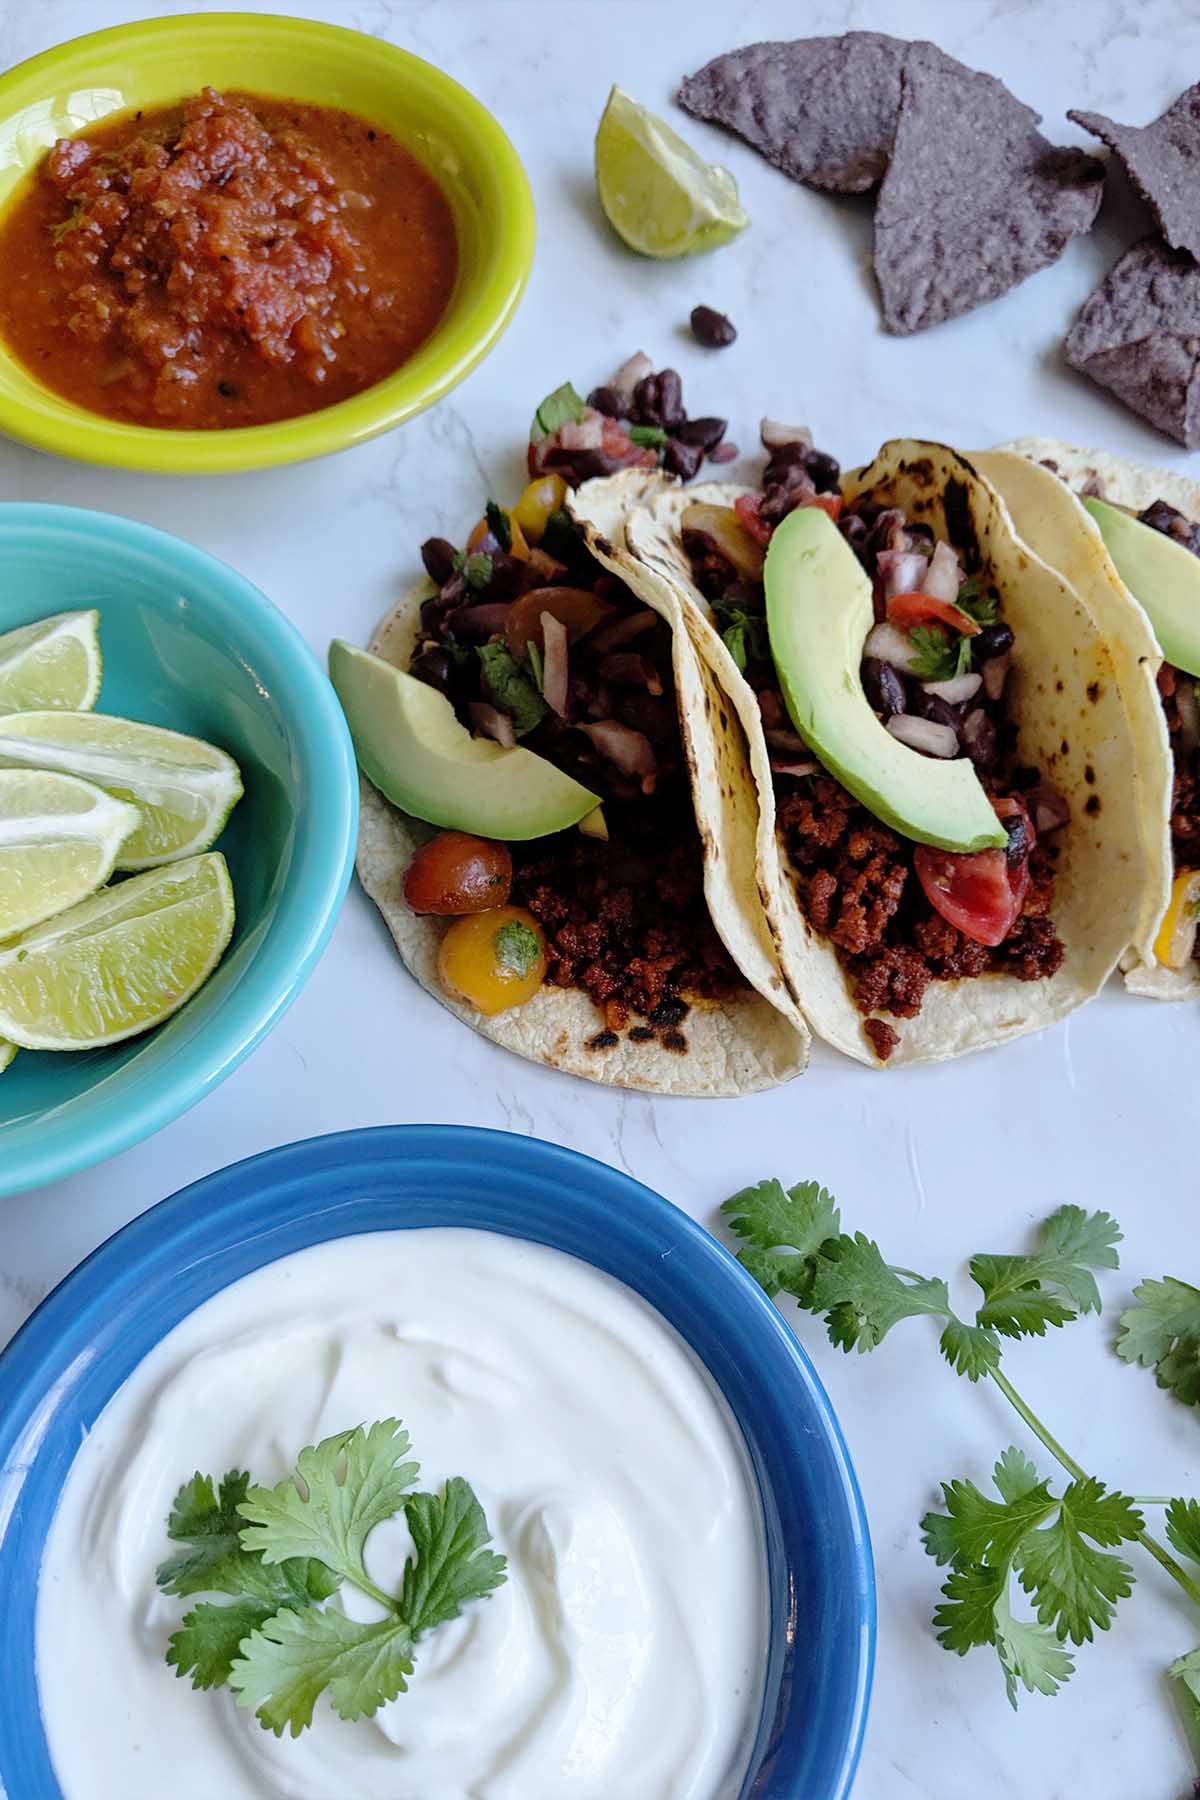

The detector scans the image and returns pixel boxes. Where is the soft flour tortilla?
[625,442,1166,1064]
[356,476,809,1096]
[989,437,1188,999]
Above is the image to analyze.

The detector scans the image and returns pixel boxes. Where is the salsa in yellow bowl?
[0,14,535,471]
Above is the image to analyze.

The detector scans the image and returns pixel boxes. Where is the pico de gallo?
[401,363,746,1044]
[682,423,1069,1060]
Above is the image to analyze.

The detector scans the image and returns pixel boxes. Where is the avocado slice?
[763,509,1006,852]
[329,641,600,840]
[1083,496,1200,679]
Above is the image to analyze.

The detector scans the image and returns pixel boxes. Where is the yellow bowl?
[0,14,535,473]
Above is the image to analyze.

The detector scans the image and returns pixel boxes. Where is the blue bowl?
[0,1126,875,1797]
[0,504,357,1195]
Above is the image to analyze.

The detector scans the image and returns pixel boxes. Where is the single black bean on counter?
[690,305,737,348]
[420,536,458,585]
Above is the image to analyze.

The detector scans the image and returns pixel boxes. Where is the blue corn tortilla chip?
[874,43,1104,334]
[1070,85,1200,261]
[1065,236,1200,448]
[678,32,909,193]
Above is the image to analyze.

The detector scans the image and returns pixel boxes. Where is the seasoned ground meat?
[777,776,1064,1052]
[511,829,742,1032]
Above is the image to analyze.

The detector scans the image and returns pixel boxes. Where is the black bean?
[917,693,963,732]
[664,437,704,481]
[420,536,458,585]
[1003,813,1029,864]
[632,373,662,425]
[410,646,457,701]
[487,551,523,597]
[657,368,684,427]
[862,658,906,718]
[419,593,447,635]
[587,384,625,418]
[690,304,737,348]
[971,622,1014,666]
[806,449,841,491]
[709,441,738,464]
[674,415,728,450]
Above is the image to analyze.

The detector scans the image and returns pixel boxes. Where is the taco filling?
[679,435,1069,1059]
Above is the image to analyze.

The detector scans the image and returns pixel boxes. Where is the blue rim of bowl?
[0,1125,875,1797]
[0,503,358,1196]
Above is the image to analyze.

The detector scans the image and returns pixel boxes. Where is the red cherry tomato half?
[404,832,513,915]
[887,591,981,635]
[803,494,844,521]
[913,800,1034,948]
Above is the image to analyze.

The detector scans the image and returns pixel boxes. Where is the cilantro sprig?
[723,1179,1200,1721]
[157,1420,506,1738]
[908,624,974,682]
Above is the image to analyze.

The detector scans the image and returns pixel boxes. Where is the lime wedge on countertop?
[0,712,243,871]
[595,86,749,258]
[0,852,234,1050]
[0,1039,14,1073]
[0,610,102,714]
[0,768,139,939]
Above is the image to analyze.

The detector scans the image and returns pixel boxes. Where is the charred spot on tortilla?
[651,996,689,1028]
[874,43,1103,334]
[1087,681,1102,702]
[677,31,909,193]
[1070,85,1200,262]
[1061,738,1070,756]
[1085,794,1101,815]
[1065,238,1200,448]
[587,1028,620,1051]
[943,479,979,567]
[662,1028,689,1053]
[1085,765,1096,784]
[628,1025,655,1043]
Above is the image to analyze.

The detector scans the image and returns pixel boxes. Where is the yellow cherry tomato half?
[513,474,568,545]
[1154,868,1200,969]
[438,905,548,1015]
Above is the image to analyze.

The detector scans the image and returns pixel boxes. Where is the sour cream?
[37,1229,767,1800]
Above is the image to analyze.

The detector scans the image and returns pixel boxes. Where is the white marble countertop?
[1,1,1198,1795]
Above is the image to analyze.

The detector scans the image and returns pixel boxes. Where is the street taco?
[980,438,1193,998]
[330,373,809,1095]
[623,434,1167,1064]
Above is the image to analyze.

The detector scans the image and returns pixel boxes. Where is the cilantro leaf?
[993,1588,1075,1705]
[1171,1645,1200,1735]
[1116,1276,1200,1406]
[526,638,544,693]
[230,1605,416,1736]
[722,1178,840,1299]
[939,1318,1003,1382]
[711,599,768,675]
[493,918,542,979]
[922,1456,1057,1574]
[993,1445,1043,1504]
[931,1558,1008,1654]
[908,624,971,682]
[485,500,512,553]
[463,552,493,591]
[168,1597,286,1691]
[238,1420,420,1595]
[807,1233,951,1351]
[971,1206,1121,1340]
[157,1470,337,1607]
[1015,1478,1141,1644]
[531,381,586,442]
[476,642,547,738]
[629,423,667,450]
[401,1478,508,1636]
[1166,1497,1200,1567]
[956,577,1000,627]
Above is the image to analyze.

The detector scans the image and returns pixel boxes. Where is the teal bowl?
[0,504,357,1196]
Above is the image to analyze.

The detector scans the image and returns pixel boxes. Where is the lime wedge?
[595,86,749,258]
[0,768,139,939]
[0,610,102,714]
[0,1039,14,1074]
[0,852,235,1050]
[0,712,243,871]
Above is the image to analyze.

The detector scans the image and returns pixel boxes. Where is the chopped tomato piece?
[404,832,512,915]
[734,492,773,545]
[913,799,1034,947]
[803,494,844,521]
[887,591,980,635]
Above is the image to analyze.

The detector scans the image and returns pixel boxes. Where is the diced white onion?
[886,714,959,758]
[921,671,982,704]
[611,351,652,406]
[864,621,922,673]
[541,613,570,718]
[921,540,962,603]
[876,548,930,600]
[760,417,813,452]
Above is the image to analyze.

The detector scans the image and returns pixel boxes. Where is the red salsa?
[0,88,458,428]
